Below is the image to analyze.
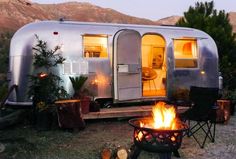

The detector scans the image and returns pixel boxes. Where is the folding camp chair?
[179,86,219,148]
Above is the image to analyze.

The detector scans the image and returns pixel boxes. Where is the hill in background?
[0,0,235,33]
[0,0,155,33]
[229,12,236,33]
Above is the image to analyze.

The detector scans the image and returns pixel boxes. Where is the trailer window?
[83,35,108,58]
[173,39,198,68]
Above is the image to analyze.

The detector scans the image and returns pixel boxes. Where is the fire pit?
[129,102,188,159]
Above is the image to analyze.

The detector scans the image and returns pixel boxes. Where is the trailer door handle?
[118,64,128,73]
[117,64,140,74]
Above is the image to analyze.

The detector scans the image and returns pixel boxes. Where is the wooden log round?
[101,148,112,159]
[55,100,85,130]
[216,100,231,123]
[115,147,128,159]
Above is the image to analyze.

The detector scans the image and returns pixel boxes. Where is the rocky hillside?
[156,16,182,26]
[0,0,235,33]
[0,0,155,33]
[229,12,236,33]
[156,13,236,33]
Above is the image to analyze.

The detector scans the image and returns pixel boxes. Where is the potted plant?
[217,88,235,123]
[69,76,91,114]
[28,35,68,130]
[69,76,88,98]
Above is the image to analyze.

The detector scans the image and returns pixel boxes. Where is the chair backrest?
[189,86,219,118]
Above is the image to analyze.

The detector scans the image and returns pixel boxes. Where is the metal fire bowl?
[129,117,188,153]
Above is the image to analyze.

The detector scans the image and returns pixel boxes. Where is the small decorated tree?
[28,35,68,129]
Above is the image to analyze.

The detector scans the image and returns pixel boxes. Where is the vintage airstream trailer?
[7,20,219,106]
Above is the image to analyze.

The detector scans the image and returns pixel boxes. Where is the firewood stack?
[101,146,128,159]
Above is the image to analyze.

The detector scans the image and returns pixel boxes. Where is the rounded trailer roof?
[13,20,209,37]
[10,20,217,58]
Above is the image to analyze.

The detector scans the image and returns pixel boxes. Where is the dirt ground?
[0,113,235,159]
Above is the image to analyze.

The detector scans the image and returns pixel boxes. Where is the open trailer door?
[113,30,142,101]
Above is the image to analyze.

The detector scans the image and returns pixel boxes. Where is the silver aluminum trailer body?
[7,21,219,106]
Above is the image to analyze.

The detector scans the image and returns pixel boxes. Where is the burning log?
[128,101,188,159]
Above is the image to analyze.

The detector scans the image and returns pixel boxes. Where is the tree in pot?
[69,76,88,98]
[28,35,68,130]
[69,76,92,114]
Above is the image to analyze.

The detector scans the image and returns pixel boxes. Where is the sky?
[32,0,236,20]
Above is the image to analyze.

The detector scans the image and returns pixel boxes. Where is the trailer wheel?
[95,99,113,108]
[103,101,113,108]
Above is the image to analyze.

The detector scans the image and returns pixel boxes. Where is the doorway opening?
[141,34,166,97]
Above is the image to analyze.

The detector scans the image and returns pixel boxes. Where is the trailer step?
[82,106,188,119]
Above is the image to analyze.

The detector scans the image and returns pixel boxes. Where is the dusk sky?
[32,0,236,20]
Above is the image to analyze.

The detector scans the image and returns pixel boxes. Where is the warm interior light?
[83,35,108,58]
[141,34,165,68]
[174,39,197,59]
[173,38,198,68]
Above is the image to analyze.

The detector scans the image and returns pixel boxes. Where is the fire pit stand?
[129,144,180,159]
[129,117,188,159]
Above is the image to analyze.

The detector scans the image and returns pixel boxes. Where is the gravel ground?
[0,113,235,159]
[85,114,236,159]
[175,115,236,159]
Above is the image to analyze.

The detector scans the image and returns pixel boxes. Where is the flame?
[152,102,176,130]
[38,72,48,78]
[137,132,143,140]
[140,122,144,128]
[135,102,182,141]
